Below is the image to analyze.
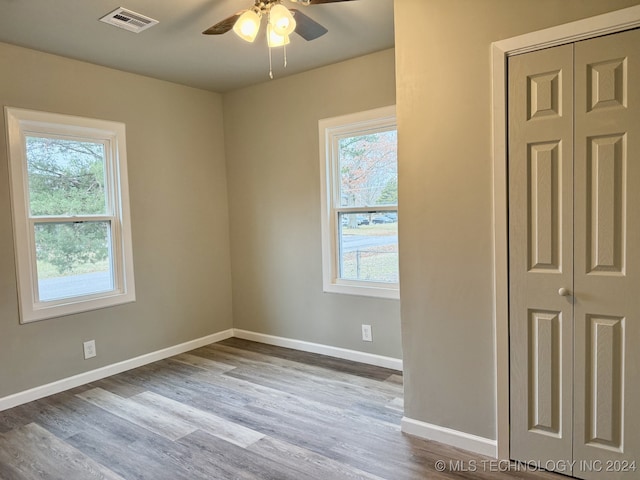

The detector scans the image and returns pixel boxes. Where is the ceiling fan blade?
[308,0,357,4]
[202,11,244,35]
[291,9,328,41]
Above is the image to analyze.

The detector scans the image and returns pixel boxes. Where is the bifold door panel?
[509,28,640,480]
[509,42,574,470]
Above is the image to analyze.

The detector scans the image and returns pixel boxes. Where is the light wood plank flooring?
[0,338,564,479]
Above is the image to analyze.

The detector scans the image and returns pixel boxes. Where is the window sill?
[323,281,400,300]
[21,290,136,324]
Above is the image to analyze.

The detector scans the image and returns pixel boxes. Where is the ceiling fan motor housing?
[252,1,292,14]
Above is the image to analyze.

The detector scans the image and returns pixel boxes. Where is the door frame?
[491,4,640,460]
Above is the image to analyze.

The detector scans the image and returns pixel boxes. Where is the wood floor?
[0,338,564,480]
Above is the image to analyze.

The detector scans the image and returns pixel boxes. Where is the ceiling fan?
[202,0,357,43]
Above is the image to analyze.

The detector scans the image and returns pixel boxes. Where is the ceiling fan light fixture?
[233,9,261,42]
[269,4,296,37]
[267,23,290,47]
[204,0,338,79]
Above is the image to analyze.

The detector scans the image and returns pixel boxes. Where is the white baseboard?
[0,328,234,412]
[233,329,403,371]
[402,416,497,458]
[0,327,402,412]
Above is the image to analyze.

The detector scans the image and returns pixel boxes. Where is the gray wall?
[395,0,640,440]
[223,49,402,359]
[0,42,233,398]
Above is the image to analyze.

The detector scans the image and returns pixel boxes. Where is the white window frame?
[319,105,399,299]
[5,107,136,323]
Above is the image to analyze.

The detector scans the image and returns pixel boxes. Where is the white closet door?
[510,28,640,480]
[508,43,575,473]
[573,28,640,480]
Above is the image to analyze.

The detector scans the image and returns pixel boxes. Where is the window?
[319,106,398,299]
[5,107,135,323]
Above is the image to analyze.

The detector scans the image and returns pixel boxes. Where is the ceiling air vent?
[99,7,158,33]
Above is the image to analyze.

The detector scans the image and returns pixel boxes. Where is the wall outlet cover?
[362,324,373,342]
[83,340,97,359]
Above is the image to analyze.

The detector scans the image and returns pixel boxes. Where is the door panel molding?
[528,310,562,436]
[588,59,627,111]
[587,134,626,275]
[528,141,562,272]
[491,5,640,461]
[585,315,625,452]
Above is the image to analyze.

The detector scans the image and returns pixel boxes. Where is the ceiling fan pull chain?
[283,43,287,68]
[268,42,274,79]
[268,7,274,79]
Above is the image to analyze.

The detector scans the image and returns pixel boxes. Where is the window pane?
[26,136,107,216]
[34,222,114,301]
[338,130,397,208]
[338,212,398,283]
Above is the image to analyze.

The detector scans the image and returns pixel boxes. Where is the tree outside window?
[5,108,135,322]
[319,106,399,299]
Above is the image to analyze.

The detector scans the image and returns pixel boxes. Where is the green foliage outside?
[378,177,398,205]
[37,259,110,279]
[27,137,110,275]
[35,222,109,276]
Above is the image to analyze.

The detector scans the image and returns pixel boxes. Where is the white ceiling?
[0,0,395,93]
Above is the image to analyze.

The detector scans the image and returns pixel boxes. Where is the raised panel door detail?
[528,70,562,119]
[528,142,561,272]
[509,43,573,468]
[528,310,562,436]
[586,134,626,275]
[585,315,624,452]
[587,58,627,111]
[573,27,640,478]
[511,28,639,479]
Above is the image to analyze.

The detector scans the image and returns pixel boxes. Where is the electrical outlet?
[361,324,373,342]
[83,340,96,359]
